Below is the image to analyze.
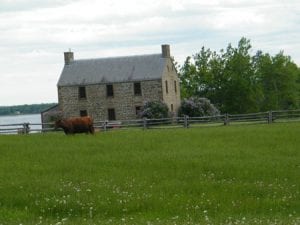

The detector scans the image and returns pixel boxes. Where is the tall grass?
[0,123,299,224]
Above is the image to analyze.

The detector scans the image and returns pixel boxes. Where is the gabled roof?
[57,54,167,86]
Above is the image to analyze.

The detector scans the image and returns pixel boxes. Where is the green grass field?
[0,123,299,225]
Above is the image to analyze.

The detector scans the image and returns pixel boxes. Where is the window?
[134,82,142,95]
[108,108,116,120]
[79,86,86,99]
[174,80,177,93]
[171,104,174,112]
[80,110,87,117]
[135,106,141,116]
[165,80,168,94]
[106,84,114,97]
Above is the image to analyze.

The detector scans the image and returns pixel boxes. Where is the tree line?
[0,103,57,116]
[179,37,300,114]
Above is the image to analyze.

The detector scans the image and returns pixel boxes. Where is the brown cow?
[55,116,95,135]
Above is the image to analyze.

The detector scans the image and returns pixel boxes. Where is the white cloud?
[0,0,300,105]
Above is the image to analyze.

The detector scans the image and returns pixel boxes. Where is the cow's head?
[54,119,64,130]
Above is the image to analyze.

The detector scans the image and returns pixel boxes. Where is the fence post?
[143,117,147,130]
[104,120,108,132]
[268,111,273,124]
[224,114,229,125]
[184,115,189,128]
[23,123,30,134]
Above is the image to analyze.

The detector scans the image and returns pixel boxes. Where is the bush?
[178,97,219,117]
[139,101,170,119]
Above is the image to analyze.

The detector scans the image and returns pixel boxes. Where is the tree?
[179,56,198,98]
[178,97,219,117]
[254,51,299,110]
[139,101,170,119]
[0,103,57,116]
[220,38,262,113]
[179,37,300,113]
[179,37,262,114]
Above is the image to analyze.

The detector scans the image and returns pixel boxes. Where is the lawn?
[0,123,299,224]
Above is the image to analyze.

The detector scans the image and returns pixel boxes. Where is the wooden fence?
[0,109,300,134]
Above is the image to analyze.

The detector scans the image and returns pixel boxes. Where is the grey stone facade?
[57,45,180,121]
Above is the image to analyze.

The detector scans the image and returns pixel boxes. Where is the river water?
[0,114,42,133]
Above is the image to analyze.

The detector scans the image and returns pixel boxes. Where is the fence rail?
[1,109,300,134]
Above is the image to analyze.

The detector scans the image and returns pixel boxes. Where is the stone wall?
[58,79,163,121]
[161,58,181,116]
[57,51,181,121]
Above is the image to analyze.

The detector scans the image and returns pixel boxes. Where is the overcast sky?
[1,0,299,106]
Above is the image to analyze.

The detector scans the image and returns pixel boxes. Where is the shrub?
[178,97,219,117]
[139,101,170,119]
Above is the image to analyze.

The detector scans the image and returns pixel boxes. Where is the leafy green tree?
[179,56,198,98]
[179,47,226,105]
[254,51,299,110]
[179,37,262,114]
[220,38,262,113]
[179,37,300,113]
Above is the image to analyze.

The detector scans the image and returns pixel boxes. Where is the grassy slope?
[0,123,299,224]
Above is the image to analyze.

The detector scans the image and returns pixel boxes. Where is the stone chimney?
[161,44,170,58]
[64,51,74,65]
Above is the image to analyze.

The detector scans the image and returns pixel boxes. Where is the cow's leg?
[89,125,95,134]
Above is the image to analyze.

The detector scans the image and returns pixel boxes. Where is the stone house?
[56,44,180,121]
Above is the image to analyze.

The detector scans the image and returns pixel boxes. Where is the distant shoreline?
[0,103,57,116]
[0,113,41,116]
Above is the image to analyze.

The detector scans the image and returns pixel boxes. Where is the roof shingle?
[57,54,166,86]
